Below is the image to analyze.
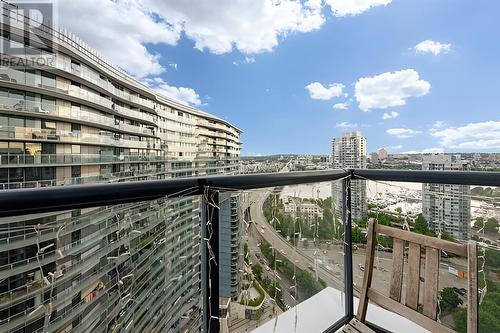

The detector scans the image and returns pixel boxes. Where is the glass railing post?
[343,174,354,318]
[201,187,220,333]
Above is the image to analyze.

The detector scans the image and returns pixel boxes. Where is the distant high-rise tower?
[331,131,367,222]
[422,154,471,240]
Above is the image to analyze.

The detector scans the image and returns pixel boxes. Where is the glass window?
[9,117,24,127]
[0,169,7,183]
[25,92,40,110]
[71,123,81,132]
[0,142,7,154]
[41,167,55,180]
[41,143,55,154]
[25,118,41,129]
[8,142,24,154]
[41,96,56,112]
[24,168,40,181]
[25,69,40,87]
[0,66,10,82]
[71,61,81,74]
[71,166,81,178]
[41,72,56,89]
[0,115,7,126]
[8,67,25,84]
[9,168,23,183]
[8,89,24,100]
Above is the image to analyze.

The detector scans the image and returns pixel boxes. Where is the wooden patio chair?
[342,218,478,333]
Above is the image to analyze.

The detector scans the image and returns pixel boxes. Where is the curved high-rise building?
[0,4,241,333]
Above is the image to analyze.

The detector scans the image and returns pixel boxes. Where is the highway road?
[242,187,468,303]
[243,188,350,294]
[244,231,297,308]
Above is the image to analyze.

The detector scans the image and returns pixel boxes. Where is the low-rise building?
[283,197,323,222]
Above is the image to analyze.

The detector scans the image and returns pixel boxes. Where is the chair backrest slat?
[367,288,457,333]
[356,219,478,333]
[389,238,404,302]
[467,241,478,333]
[357,219,377,322]
[375,223,467,256]
[405,242,421,310]
[423,247,440,320]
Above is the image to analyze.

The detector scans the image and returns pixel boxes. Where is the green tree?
[440,231,455,242]
[474,217,485,229]
[356,220,367,228]
[351,226,366,244]
[413,214,436,236]
[484,218,499,234]
[439,287,463,311]
[252,263,263,280]
[377,235,393,250]
[485,248,500,268]
[414,214,430,234]
[296,270,322,298]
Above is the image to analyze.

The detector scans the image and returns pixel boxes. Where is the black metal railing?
[0,169,499,332]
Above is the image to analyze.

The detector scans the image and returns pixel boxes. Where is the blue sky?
[60,0,500,155]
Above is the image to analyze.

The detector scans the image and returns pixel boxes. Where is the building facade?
[377,148,388,160]
[0,8,241,333]
[219,192,242,301]
[370,152,379,165]
[283,197,323,223]
[422,154,471,241]
[331,131,367,222]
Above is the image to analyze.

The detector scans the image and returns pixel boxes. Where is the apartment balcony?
[0,95,156,138]
[0,169,498,333]
[112,104,156,124]
[0,167,167,190]
[0,153,166,167]
[0,125,153,149]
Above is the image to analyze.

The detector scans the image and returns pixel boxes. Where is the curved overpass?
[244,188,358,294]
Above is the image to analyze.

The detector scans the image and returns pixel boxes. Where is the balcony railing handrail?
[0,168,499,218]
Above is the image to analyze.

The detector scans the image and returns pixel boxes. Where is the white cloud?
[233,56,256,65]
[355,69,430,111]
[58,0,181,78]
[382,111,399,120]
[325,0,392,17]
[336,122,358,129]
[388,145,402,150]
[386,128,422,138]
[144,77,201,106]
[305,82,344,100]
[431,120,447,130]
[414,40,451,56]
[59,0,325,77]
[143,0,324,54]
[430,121,500,149]
[402,147,444,154]
[333,102,348,110]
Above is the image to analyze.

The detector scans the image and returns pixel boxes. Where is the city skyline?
[55,0,500,155]
[0,2,498,333]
